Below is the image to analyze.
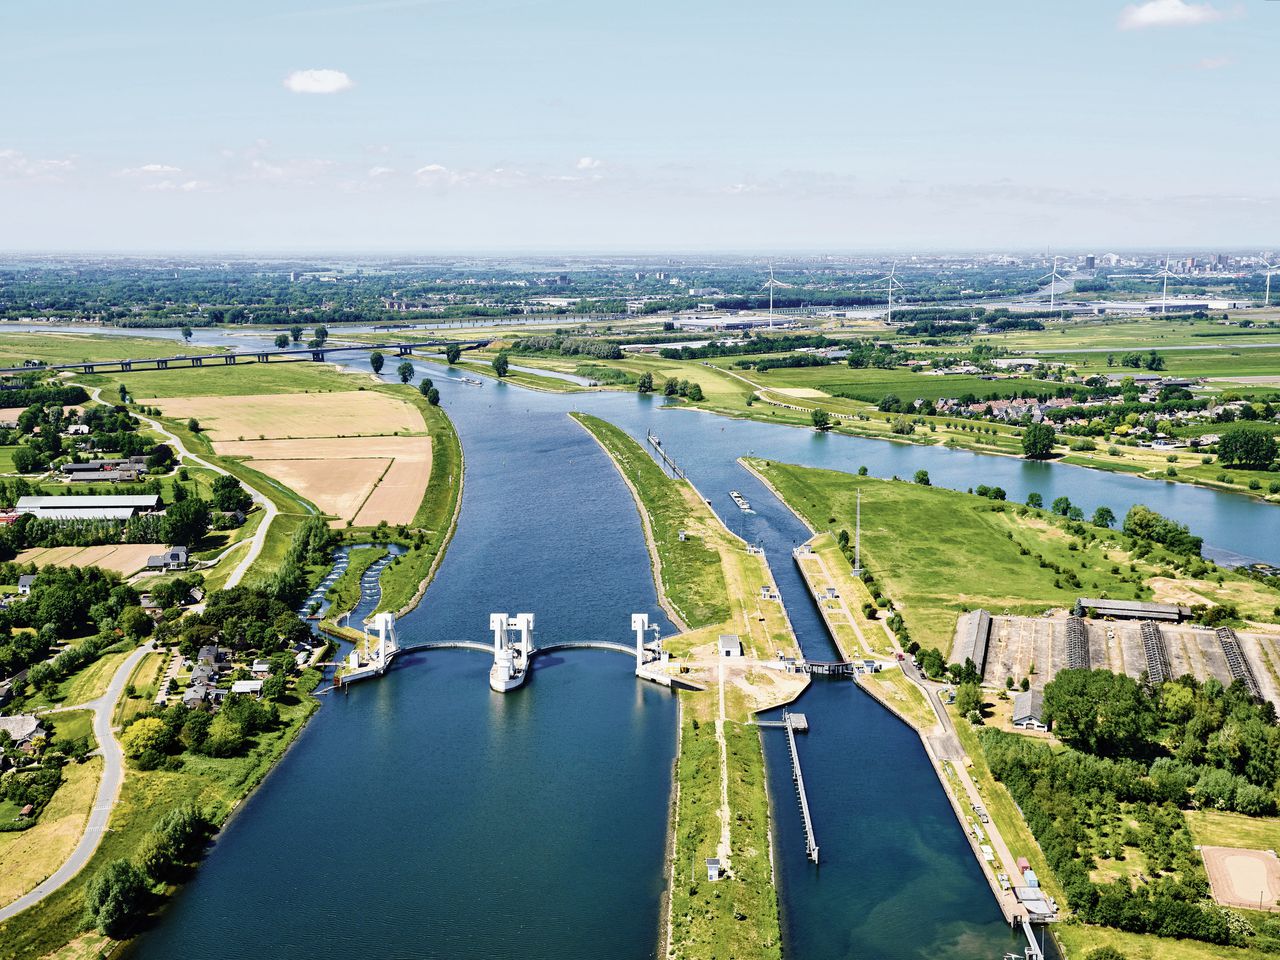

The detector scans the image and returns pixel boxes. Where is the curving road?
[0,642,154,922]
[0,386,281,922]
[85,386,277,589]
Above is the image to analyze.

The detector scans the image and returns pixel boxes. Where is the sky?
[1,0,1275,253]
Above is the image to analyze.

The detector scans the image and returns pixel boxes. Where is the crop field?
[719,361,1059,404]
[215,435,430,526]
[154,390,423,440]
[1034,345,1280,383]
[0,332,199,366]
[81,360,359,399]
[971,315,1280,352]
[15,543,165,576]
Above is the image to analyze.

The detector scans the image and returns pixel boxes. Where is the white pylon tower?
[1156,255,1177,315]
[1038,255,1066,314]
[873,262,905,325]
[1262,256,1280,307]
[631,613,650,670]
[853,490,862,577]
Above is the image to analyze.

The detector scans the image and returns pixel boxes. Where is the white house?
[1012,689,1048,732]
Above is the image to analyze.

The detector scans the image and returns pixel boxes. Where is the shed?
[706,858,723,881]
[717,635,742,658]
[1012,689,1048,732]
[231,679,264,697]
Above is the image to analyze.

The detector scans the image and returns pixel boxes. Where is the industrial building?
[1076,598,1190,622]
[14,494,161,522]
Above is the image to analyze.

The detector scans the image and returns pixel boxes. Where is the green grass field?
[80,360,358,399]
[747,461,1149,651]
[970,314,1280,352]
[0,332,208,366]
[572,413,730,628]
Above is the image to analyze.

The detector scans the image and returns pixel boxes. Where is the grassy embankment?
[0,332,207,366]
[747,459,1280,651]
[571,413,793,960]
[754,458,1280,960]
[0,679,321,960]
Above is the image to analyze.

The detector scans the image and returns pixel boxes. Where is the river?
[89,331,1273,960]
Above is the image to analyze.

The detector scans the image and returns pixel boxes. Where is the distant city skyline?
[2,0,1275,252]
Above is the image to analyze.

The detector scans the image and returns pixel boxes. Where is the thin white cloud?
[283,69,353,94]
[0,148,74,181]
[368,165,395,178]
[1193,55,1233,69]
[146,179,211,193]
[1118,0,1227,30]
[576,156,601,170]
[415,163,450,177]
[122,162,182,175]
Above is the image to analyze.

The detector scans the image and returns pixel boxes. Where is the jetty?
[758,711,817,862]
[645,430,686,479]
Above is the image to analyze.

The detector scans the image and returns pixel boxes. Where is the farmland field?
[15,543,165,576]
[154,390,423,440]
[80,361,358,399]
[0,332,203,366]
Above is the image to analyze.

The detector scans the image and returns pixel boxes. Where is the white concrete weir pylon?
[489,612,534,692]
[369,612,399,666]
[631,613,650,670]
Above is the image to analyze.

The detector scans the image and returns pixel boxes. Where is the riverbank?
[571,412,802,960]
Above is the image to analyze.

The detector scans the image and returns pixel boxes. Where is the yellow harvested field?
[215,436,430,525]
[769,387,830,399]
[16,543,165,575]
[0,405,82,421]
[155,391,424,441]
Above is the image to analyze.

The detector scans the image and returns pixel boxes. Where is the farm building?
[15,494,160,521]
[718,635,743,658]
[1012,690,1048,732]
[1077,598,1190,622]
[952,609,992,679]
[146,546,189,571]
[0,714,48,755]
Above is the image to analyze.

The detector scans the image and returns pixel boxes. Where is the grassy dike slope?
[571,413,787,960]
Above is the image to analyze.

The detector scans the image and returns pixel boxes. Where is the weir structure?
[338,612,400,685]
[389,612,674,692]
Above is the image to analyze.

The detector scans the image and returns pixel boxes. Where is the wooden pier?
[645,430,686,479]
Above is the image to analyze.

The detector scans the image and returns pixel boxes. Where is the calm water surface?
[117,340,1270,960]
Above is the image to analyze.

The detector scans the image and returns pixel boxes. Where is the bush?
[83,859,149,937]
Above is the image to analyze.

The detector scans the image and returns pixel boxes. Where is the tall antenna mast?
[853,490,862,576]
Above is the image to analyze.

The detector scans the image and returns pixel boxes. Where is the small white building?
[1012,689,1048,732]
[230,679,264,697]
[717,634,742,658]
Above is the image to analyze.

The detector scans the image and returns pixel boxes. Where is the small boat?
[729,490,753,512]
[459,376,484,386]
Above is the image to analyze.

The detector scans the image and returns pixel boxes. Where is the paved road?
[86,386,277,589]
[0,643,154,922]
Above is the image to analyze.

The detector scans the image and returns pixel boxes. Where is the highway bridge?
[0,339,489,376]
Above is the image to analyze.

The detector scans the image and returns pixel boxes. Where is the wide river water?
[58,326,1271,960]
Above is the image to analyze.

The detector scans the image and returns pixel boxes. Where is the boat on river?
[459,376,485,386]
[729,490,753,512]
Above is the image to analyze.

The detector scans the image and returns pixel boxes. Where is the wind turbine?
[1038,255,1066,314]
[1261,256,1280,307]
[1155,255,1177,315]
[873,261,905,324]
[760,264,788,329]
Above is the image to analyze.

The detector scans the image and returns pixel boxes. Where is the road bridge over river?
[0,339,488,376]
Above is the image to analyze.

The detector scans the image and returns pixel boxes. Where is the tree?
[289,325,304,343]
[955,682,982,716]
[1217,425,1277,469]
[1022,422,1056,460]
[187,418,200,433]
[11,446,40,474]
[663,377,679,396]
[913,469,931,486]
[120,606,154,640]
[180,325,192,341]
[811,408,831,430]
[165,498,211,546]
[204,713,246,757]
[1122,504,1202,555]
[83,859,148,937]
[121,717,168,758]
[445,344,461,365]
[426,387,440,406]
[313,325,328,345]
[262,673,286,701]
[418,377,434,396]
[274,333,290,349]
[1084,948,1127,960]
[369,351,385,374]
[1091,506,1116,528]
[686,382,704,402]
[211,474,252,513]
[397,361,414,384]
[117,383,128,404]
[637,372,654,394]
[492,352,509,378]
[1042,668,1156,757]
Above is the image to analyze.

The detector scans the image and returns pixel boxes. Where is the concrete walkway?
[0,642,154,922]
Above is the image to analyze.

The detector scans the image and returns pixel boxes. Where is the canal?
[108,337,1273,960]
